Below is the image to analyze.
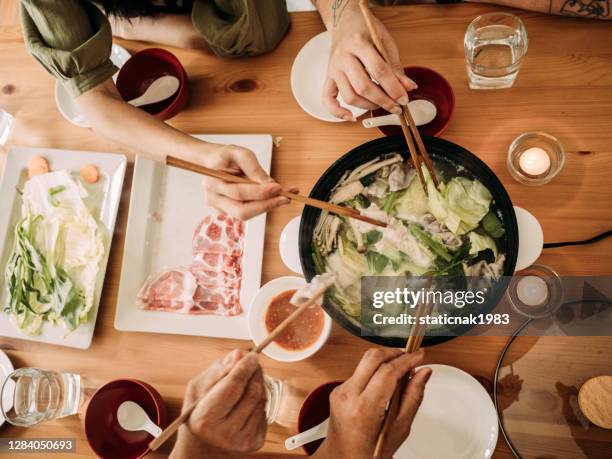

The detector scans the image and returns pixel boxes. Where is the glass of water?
[464,13,528,89]
[1,368,83,427]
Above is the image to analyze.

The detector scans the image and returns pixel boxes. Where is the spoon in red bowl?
[127,75,179,108]
[117,401,162,438]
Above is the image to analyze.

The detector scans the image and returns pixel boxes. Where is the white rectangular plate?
[114,134,272,340]
[0,147,126,349]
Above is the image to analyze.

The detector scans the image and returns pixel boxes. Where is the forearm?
[312,438,393,459]
[75,80,208,163]
[313,0,360,30]
[109,14,210,49]
[470,0,610,20]
[169,426,243,459]
[169,424,251,459]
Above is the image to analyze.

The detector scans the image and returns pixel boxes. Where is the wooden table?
[1,2,612,458]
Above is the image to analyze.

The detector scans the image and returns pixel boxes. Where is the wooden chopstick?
[149,405,193,451]
[372,293,434,459]
[398,103,428,193]
[149,286,329,451]
[166,155,387,228]
[358,0,438,191]
[253,285,327,354]
[401,109,438,188]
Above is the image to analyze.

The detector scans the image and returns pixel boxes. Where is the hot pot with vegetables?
[298,136,518,347]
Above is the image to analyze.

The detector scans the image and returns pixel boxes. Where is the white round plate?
[248,276,331,362]
[290,31,368,122]
[279,216,303,275]
[514,206,543,271]
[395,364,498,459]
[0,350,15,426]
[55,44,131,128]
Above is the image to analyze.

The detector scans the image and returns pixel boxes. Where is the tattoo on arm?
[559,0,610,18]
[332,0,350,27]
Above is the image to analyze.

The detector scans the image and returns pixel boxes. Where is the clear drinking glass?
[464,13,528,89]
[0,107,14,145]
[0,368,83,427]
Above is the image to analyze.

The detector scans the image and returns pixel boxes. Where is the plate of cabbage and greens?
[0,148,126,349]
[298,137,518,347]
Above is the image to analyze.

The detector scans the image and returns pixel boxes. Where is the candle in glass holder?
[519,147,551,176]
[516,275,549,306]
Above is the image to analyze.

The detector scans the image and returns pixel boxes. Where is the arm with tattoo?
[312,0,352,29]
[470,0,610,19]
[556,0,609,18]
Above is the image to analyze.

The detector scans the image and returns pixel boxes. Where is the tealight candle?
[516,275,549,306]
[508,132,564,185]
[519,147,551,176]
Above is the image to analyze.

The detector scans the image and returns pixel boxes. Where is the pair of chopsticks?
[358,0,438,194]
[372,292,434,459]
[149,287,329,451]
[166,156,387,228]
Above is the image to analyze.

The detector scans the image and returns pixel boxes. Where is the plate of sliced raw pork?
[114,135,271,339]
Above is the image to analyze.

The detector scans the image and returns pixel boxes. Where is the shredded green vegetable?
[48,185,66,207]
[366,251,389,274]
[381,191,400,214]
[363,230,382,246]
[312,242,326,275]
[4,213,86,335]
[409,224,452,262]
[482,211,505,239]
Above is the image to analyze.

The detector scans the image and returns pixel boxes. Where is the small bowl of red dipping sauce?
[248,276,332,362]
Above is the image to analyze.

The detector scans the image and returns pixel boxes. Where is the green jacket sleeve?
[192,0,290,58]
[20,0,117,97]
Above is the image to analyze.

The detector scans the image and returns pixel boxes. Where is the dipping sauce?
[265,289,324,351]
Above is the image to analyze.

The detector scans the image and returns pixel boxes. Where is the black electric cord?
[543,229,612,249]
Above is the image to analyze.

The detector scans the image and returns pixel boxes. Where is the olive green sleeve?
[19,0,117,97]
[191,0,290,58]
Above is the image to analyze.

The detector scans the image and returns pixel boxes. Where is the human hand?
[323,3,417,121]
[170,350,267,458]
[201,143,297,220]
[315,348,431,459]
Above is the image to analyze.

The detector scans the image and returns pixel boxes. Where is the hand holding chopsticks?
[149,350,265,452]
[150,282,330,452]
[358,0,438,194]
[166,155,387,228]
[372,291,435,459]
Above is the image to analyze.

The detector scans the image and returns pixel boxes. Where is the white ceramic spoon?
[128,75,180,107]
[362,99,437,128]
[284,418,329,451]
[117,401,162,438]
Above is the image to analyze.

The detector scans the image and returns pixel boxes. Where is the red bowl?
[297,380,344,455]
[85,379,167,459]
[116,48,188,121]
[372,66,455,137]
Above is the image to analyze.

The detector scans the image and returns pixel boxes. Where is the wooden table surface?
[1,2,611,458]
